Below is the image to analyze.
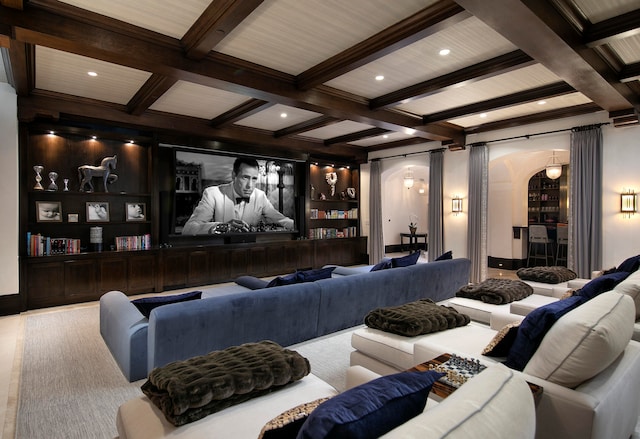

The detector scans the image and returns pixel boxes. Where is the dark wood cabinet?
[527,166,568,225]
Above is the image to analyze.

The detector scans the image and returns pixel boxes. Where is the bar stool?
[556,225,568,266]
[527,225,554,267]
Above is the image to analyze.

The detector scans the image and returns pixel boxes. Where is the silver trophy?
[33,165,44,190]
[47,171,59,191]
[63,178,70,191]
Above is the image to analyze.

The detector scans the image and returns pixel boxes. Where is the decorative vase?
[409,226,417,234]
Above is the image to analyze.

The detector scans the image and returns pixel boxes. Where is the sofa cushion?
[613,269,640,320]
[141,341,310,426]
[131,291,202,319]
[616,254,640,273]
[380,365,535,439]
[504,295,585,371]
[266,267,335,288]
[258,397,331,439]
[435,250,453,261]
[516,266,577,284]
[390,251,421,268]
[575,271,630,300]
[482,321,520,357]
[524,291,635,387]
[370,259,392,272]
[235,275,269,290]
[297,370,443,439]
[365,298,470,337]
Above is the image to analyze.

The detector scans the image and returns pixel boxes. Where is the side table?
[400,232,427,252]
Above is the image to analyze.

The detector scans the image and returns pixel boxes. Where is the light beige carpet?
[15,305,356,438]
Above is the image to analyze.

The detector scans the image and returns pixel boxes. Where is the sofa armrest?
[99,290,149,382]
[489,311,524,330]
[515,341,640,439]
[345,365,381,389]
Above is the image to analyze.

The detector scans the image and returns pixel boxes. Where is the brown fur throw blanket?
[365,299,470,336]
[456,278,533,304]
[141,340,310,426]
[516,266,577,284]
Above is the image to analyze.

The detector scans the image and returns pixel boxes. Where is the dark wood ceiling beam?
[210,99,274,127]
[370,50,534,109]
[296,0,471,90]
[0,0,23,9]
[19,92,368,161]
[4,39,33,95]
[456,0,639,112]
[584,9,640,47]
[619,61,640,83]
[1,4,464,143]
[182,0,264,60]
[126,74,177,115]
[274,115,340,138]
[423,82,575,123]
[464,102,601,135]
[324,128,389,146]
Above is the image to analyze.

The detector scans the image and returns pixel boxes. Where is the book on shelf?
[115,234,151,251]
[27,232,81,256]
[307,226,357,239]
[310,208,358,220]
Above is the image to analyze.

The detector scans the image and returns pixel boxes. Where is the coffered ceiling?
[1,0,639,162]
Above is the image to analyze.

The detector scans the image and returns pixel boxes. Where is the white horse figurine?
[78,155,118,192]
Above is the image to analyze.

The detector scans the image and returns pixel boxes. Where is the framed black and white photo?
[36,201,62,222]
[86,202,110,222]
[126,202,146,221]
[68,213,79,223]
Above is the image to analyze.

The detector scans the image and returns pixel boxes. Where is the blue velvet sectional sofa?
[100,257,471,381]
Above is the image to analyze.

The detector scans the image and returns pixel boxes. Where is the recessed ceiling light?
[48,131,55,135]
[480,113,488,118]
[280,112,287,118]
[439,49,450,56]
[87,71,98,77]
[91,135,97,140]
[538,100,546,105]
[375,75,384,81]
[382,134,389,139]
[404,128,416,135]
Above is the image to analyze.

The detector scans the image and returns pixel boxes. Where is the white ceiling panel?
[234,104,322,131]
[449,92,593,128]
[0,51,7,84]
[571,0,639,23]
[35,46,152,105]
[325,16,517,98]
[397,64,562,116]
[301,120,375,140]
[57,0,211,39]
[149,80,248,119]
[609,34,640,64]
[215,0,435,75]
[348,131,419,147]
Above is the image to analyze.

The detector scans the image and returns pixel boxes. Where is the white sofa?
[350,291,640,439]
[116,364,535,439]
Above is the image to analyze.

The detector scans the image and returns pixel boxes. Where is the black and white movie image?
[174,151,296,235]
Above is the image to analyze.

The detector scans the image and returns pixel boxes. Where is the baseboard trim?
[0,294,22,316]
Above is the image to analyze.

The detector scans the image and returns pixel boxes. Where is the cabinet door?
[188,250,210,286]
[27,261,65,305]
[128,254,157,293]
[99,258,128,293]
[64,259,97,298]
[163,251,188,288]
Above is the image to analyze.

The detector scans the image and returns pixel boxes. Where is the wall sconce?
[621,189,637,218]
[545,151,562,180]
[452,196,463,215]
[403,167,414,189]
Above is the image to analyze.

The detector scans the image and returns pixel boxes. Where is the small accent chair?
[527,225,554,267]
[555,225,568,266]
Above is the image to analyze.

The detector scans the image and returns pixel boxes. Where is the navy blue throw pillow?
[235,275,269,290]
[504,295,585,371]
[435,250,453,261]
[266,272,299,288]
[132,291,202,319]
[576,271,630,300]
[391,251,421,268]
[297,266,335,282]
[616,254,640,273]
[297,370,444,439]
[370,259,392,272]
